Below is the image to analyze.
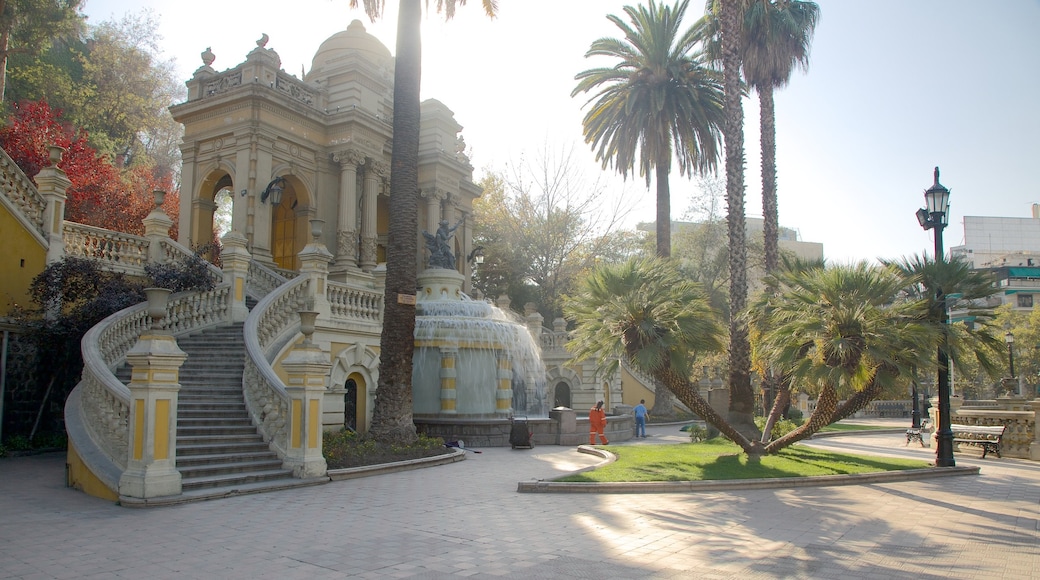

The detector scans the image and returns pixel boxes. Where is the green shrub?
[322,430,449,469]
[786,408,804,421]
[755,416,804,441]
[685,424,709,442]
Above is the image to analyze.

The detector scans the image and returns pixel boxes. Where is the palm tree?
[572,0,724,260]
[712,0,756,439]
[350,0,497,444]
[749,262,937,452]
[736,1,819,274]
[886,255,1005,382]
[564,257,763,453]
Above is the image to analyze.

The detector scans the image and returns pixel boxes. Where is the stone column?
[423,188,442,234]
[439,346,458,414]
[1029,398,1040,461]
[298,219,334,317]
[496,351,513,416]
[220,230,251,322]
[359,160,385,271]
[142,190,174,265]
[117,329,187,499]
[280,314,331,478]
[34,145,71,265]
[333,149,362,270]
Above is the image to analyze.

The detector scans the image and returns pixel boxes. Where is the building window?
[1018,294,1033,308]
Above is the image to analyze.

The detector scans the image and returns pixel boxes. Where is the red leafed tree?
[0,99,179,236]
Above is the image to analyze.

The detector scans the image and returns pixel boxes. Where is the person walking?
[633,399,649,438]
[588,400,609,445]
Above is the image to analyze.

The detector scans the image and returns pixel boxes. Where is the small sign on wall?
[397,293,417,305]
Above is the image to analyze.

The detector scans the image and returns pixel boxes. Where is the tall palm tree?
[350,0,497,444]
[749,262,937,452]
[740,0,819,274]
[564,258,762,453]
[572,0,724,260]
[711,0,757,438]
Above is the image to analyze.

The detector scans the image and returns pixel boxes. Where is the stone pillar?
[1029,398,1040,461]
[496,351,513,416]
[34,145,71,265]
[423,188,442,233]
[439,346,458,414]
[280,321,331,478]
[333,149,362,270]
[550,407,577,445]
[524,303,544,340]
[220,230,251,323]
[117,330,187,499]
[142,190,174,264]
[298,219,334,317]
[359,160,385,271]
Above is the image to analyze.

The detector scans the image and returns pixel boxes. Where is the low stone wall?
[414,410,634,448]
[928,396,1040,460]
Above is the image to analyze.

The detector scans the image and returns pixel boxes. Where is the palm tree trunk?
[720,0,758,440]
[759,377,790,444]
[764,382,838,453]
[655,162,671,258]
[760,87,778,273]
[371,0,422,445]
[659,365,762,455]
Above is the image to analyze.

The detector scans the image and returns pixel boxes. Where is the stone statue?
[423,218,463,270]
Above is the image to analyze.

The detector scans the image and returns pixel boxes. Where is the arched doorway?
[344,378,358,431]
[553,382,571,409]
[272,187,300,271]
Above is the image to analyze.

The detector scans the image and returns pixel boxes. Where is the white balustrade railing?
[248,259,291,300]
[160,239,224,283]
[539,330,570,355]
[243,276,309,457]
[72,284,233,478]
[0,149,46,237]
[327,280,382,323]
[63,222,148,276]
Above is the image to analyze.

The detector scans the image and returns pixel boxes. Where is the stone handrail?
[63,222,149,276]
[539,330,570,355]
[71,284,233,481]
[0,148,46,237]
[327,280,383,323]
[951,409,1035,459]
[243,275,309,457]
[247,259,291,300]
[160,239,224,283]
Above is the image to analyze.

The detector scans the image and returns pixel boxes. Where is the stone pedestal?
[550,407,578,445]
[281,342,331,478]
[118,332,187,499]
[221,230,251,322]
[1030,399,1040,461]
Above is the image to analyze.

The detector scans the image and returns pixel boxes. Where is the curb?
[328,447,466,481]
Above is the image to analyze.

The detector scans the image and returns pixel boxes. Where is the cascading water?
[412,269,547,418]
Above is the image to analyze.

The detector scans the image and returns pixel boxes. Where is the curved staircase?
[117,322,327,505]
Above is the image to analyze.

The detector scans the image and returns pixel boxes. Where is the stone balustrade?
[160,239,224,283]
[247,259,291,300]
[326,280,382,323]
[0,148,46,237]
[952,407,1036,459]
[242,276,310,457]
[63,222,149,276]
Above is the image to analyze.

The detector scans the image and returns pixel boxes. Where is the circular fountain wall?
[412,269,547,445]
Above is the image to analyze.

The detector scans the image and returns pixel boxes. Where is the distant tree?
[573,0,723,260]
[0,0,83,102]
[0,99,178,235]
[472,146,631,321]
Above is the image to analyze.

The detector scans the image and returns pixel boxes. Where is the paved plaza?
[2,420,1038,579]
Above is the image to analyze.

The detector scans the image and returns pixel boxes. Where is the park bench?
[905,419,930,447]
[951,423,1006,459]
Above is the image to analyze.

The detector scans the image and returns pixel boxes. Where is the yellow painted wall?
[0,205,47,316]
[66,442,119,502]
[621,366,656,408]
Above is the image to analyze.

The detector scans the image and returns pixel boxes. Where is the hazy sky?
[82,0,1040,263]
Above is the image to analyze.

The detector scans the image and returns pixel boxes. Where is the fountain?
[411,224,547,445]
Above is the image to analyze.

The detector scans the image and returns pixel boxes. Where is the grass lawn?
[556,439,930,483]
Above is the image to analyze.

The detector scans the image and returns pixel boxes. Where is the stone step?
[177,405,248,416]
[177,424,259,437]
[178,433,268,447]
[180,468,295,492]
[177,441,271,457]
[179,459,287,480]
[177,452,281,469]
[178,417,253,428]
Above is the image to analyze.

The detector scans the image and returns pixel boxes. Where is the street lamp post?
[916,167,955,467]
[1005,331,1017,395]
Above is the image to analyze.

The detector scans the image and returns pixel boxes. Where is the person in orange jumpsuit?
[588,400,609,445]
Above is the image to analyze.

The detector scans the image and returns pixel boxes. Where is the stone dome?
[308,20,392,78]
